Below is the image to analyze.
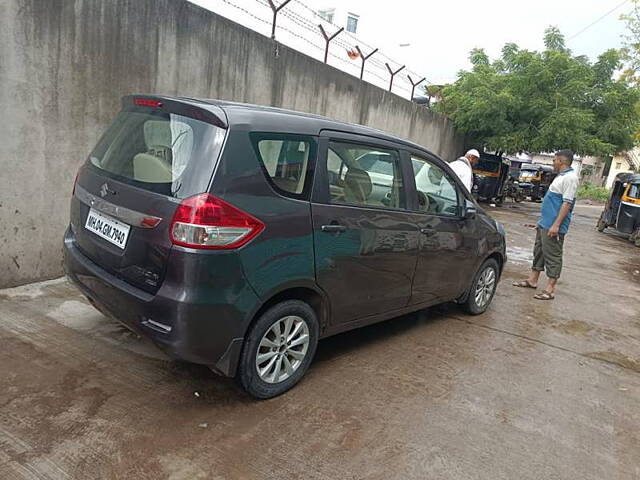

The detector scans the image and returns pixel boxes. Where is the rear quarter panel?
[209,127,317,303]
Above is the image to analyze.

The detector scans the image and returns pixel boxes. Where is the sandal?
[513,280,537,289]
[534,291,555,301]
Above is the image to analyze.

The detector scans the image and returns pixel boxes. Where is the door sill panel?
[321,297,451,339]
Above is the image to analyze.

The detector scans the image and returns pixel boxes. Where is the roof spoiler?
[121,95,228,128]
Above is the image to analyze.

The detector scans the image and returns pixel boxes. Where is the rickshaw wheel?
[596,215,607,233]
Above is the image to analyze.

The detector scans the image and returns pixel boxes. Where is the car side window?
[326,141,405,209]
[411,155,461,216]
[251,133,316,198]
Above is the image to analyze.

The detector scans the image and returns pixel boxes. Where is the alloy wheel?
[474,267,496,308]
[255,315,310,384]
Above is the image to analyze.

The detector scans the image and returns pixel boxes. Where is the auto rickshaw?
[518,164,556,201]
[472,153,511,204]
[597,172,640,247]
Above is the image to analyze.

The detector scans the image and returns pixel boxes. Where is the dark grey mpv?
[63,95,506,398]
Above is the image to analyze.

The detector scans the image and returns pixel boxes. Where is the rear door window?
[326,141,405,209]
[87,109,226,198]
[251,134,316,199]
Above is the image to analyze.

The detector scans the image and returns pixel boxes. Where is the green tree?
[435,28,639,156]
[544,26,568,52]
[621,0,640,84]
[469,48,490,67]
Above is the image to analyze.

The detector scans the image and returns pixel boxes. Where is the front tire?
[463,259,499,315]
[237,300,319,399]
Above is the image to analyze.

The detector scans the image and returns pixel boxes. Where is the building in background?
[605,149,640,189]
[317,7,360,33]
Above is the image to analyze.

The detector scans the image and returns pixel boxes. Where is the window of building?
[346,14,359,33]
[326,141,404,209]
[318,8,335,24]
[616,162,622,169]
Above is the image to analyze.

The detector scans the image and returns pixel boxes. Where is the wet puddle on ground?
[587,351,640,373]
[506,246,533,265]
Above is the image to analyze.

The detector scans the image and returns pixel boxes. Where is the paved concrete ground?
[1,202,639,479]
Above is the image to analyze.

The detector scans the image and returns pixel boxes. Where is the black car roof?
[164,95,442,159]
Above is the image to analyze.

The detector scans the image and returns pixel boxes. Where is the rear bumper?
[63,227,259,376]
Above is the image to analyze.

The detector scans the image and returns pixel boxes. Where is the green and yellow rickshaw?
[597,172,640,247]
[518,164,556,202]
[472,153,511,205]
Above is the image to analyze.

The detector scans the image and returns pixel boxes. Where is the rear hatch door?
[71,96,227,293]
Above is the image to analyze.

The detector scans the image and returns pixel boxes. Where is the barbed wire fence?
[205,0,431,101]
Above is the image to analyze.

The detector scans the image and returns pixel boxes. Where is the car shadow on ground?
[155,304,457,403]
[313,305,454,366]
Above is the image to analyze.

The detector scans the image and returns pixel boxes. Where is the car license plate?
[84,209,130,249]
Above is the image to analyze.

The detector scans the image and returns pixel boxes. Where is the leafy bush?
[577,183,609,202]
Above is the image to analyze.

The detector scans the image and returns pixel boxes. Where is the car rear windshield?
[87,108,226,198]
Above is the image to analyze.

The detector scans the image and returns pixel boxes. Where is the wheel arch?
[246,283,330,337]
[457,251,504,304]
[487,251,505,275]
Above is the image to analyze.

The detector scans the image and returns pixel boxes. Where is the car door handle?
[321,224,346,233]
[420,227,436,236]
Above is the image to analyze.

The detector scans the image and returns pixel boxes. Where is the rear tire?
[463,259,499,315]
[597,214,607,232]
[237,300,319,399]
[631,228,640,247]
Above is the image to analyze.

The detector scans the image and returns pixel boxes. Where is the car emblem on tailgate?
[99,183,114,197]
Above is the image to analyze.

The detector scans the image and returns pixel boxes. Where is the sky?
[191,0,632,87]
[305,0,631,84]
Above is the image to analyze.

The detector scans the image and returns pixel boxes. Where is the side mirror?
[464,200,477,219]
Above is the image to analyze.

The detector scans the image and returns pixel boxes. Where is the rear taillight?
[170,194,264,250]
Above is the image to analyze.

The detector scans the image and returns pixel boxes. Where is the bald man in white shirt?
[450,149,480,192]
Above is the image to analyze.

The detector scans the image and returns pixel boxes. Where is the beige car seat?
[133,121,173,183]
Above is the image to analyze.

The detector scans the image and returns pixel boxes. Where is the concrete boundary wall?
[0,0,464,288]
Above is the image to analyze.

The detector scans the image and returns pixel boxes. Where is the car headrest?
[344,168,372,204]
[143,121,172,149]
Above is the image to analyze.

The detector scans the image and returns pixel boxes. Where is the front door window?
[411,156,460,216]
